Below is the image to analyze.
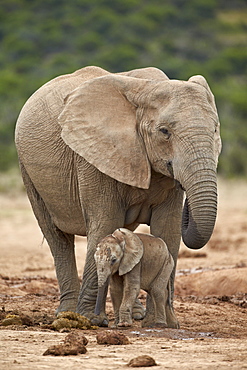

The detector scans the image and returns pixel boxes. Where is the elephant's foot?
[76,297,108,326]
[56,298,78,315]
[142,315,179,328]
[141,313,154,328]
[166,306,180,329]
[153,322,168,328]
[132,298,146,320]
[166,319,180,329]
[117,321,132,328]
[82,312,109,327]
[141,320,167,328]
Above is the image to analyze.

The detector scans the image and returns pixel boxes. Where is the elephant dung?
[51,311,98,331]
[63,331,88,346]
[43,331,88,356]
[43,342,87,356]
[96,330,130,345]
[1,314,23,326]
[128,355,157,367]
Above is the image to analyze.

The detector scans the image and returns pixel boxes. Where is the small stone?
[128,355,157,367]
[96,330,130,345]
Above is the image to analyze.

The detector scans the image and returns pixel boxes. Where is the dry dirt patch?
[0,178,247,369]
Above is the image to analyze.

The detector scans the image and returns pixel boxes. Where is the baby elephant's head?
[94,228,144,287]
[94,234,124,287]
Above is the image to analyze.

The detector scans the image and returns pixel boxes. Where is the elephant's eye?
[111,257,117,265]
[159,127,171,139]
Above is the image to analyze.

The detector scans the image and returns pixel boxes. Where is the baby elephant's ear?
[114,228,143,276]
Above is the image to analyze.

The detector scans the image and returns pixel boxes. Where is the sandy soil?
[0,178,247,369]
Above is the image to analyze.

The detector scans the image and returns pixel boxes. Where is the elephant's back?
[15,67,110,235]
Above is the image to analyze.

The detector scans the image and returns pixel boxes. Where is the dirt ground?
[0,177,247,369]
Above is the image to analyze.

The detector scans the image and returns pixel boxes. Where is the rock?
[96,330,130,345]
[128,355,157,367]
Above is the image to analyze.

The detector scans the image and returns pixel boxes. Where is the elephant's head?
[58,70,222,250]
[94,228,143,315]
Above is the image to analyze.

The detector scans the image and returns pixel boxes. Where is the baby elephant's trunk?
[94,278,109,315]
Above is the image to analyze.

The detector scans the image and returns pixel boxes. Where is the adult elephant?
[15,66,221,327]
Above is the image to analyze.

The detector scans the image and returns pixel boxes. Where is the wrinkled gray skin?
[15,66,221,327]
[94,228,178,328]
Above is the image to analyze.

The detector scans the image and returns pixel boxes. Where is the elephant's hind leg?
[132,298,146,320]
[141,294,156,327]
[148,276,179,328]
[20,163,80,313]
[145,284,168,327]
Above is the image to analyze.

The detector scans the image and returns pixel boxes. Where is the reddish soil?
[0,178,247,369]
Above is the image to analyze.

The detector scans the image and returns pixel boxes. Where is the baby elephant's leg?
[142,284,168,327]
[152,284,169,327]
[148,273,179,328]
[141,294,155,327]
[118,287,139,327]
[143,264,174,328]
[118,271,141,327]
[110,274,123,326]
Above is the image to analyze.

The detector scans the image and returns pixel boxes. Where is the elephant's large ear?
[112,228,143,276]
[189,75,210,90]
[188,75,217,112]
[58,75,151,189]
[189,75,221,159]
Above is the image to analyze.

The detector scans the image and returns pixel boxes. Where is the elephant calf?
[94,228,178,328]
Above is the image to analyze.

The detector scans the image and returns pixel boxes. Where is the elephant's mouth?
[179,182,185,191]
[167,160,174,177]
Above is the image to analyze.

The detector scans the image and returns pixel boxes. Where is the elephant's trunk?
[179,156,218,250]
[94,276,109,315]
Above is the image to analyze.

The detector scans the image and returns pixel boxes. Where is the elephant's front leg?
[150,185,184,328]
[118,266,141,327]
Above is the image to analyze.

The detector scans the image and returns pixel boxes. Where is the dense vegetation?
[1,0,246,177]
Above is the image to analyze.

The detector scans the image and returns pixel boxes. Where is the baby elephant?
[94,228,178,328]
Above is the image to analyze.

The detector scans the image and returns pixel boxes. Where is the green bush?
[0,0,246,177]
